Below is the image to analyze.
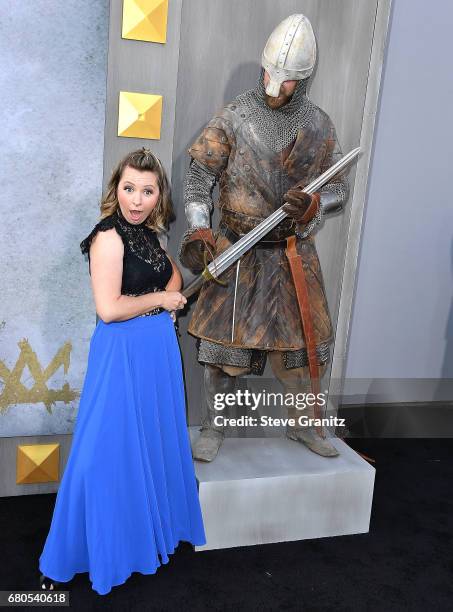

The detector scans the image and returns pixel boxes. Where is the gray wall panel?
[0,0,109,440]
[0,0,109,495]
[102,0,182,185]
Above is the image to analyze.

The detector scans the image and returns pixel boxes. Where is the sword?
[183,147,361,299]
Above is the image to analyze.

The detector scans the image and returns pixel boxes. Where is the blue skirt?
[39,311,206,595]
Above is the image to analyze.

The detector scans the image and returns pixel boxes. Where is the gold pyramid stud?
[122,0,169,44]
[16,443,60,484]
[118,91,163,140]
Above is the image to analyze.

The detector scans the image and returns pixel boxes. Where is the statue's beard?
[264,90,293,109]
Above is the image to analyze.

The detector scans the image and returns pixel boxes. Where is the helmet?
[261,14,317,97]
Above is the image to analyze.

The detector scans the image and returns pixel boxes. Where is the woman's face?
[117,166,160,224]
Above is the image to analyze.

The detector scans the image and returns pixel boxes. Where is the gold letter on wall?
[122,0,169,44]
[118,91,163,140]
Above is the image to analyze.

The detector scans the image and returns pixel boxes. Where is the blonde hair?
[100,148,174,233]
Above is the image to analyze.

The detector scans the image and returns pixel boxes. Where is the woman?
[38,148,206,595]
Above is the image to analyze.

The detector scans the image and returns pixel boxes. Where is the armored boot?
[192,364,237,462]
[268,352,339,458]
[285,406,339,457]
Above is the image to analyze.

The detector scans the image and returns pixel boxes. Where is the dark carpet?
[1,439,452,611]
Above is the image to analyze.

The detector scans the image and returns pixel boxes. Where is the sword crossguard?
[201,250,227,286]
[201,266,228,286]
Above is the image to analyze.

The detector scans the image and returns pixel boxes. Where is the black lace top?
[80,208,173,297]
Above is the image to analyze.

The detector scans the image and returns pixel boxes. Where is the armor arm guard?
[184,119,234,229]
[179,160,217,270]
[184,160,217,230]
[179,118,234,269]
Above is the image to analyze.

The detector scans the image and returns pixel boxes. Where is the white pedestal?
[189,427,375,551]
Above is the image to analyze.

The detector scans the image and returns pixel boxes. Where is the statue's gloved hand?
[282,189,320,224]
[179,228,215,273]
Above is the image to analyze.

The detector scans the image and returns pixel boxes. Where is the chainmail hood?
[233,68,315,152]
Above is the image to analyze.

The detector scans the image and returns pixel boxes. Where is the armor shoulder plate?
[188,114,234,176]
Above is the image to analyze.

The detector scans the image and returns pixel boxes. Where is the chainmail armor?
[198,340,252,368]
[284,342,330,368]
[198,339,330,372]
[296,204,324,239]
[320,181,348,202]
[184,159,217,212]
[233,69,315,152]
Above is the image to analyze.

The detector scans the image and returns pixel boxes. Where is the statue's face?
[263,70,298,109]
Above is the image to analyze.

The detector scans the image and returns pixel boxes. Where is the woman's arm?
[165,253,183,291]
[89,229,184,323]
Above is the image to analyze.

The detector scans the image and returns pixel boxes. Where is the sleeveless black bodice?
[80,208,173,297]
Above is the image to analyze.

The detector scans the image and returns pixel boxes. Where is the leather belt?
[220,207,296,242]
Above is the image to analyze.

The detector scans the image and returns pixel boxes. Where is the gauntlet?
[179,228,216,273]
[282,188,321,224]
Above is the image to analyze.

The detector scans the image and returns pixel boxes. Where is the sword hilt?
[182,265,226,299]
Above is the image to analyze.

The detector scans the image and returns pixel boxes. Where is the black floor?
[1,439,452,611]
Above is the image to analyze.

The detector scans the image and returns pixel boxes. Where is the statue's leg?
[268,351,339,458]
[192,363,249,462]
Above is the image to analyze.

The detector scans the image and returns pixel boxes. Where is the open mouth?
[130,210,143,220]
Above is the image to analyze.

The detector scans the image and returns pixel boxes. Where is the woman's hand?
[160,291,187,312]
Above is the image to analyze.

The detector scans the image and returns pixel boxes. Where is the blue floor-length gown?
[39,209,206,595]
